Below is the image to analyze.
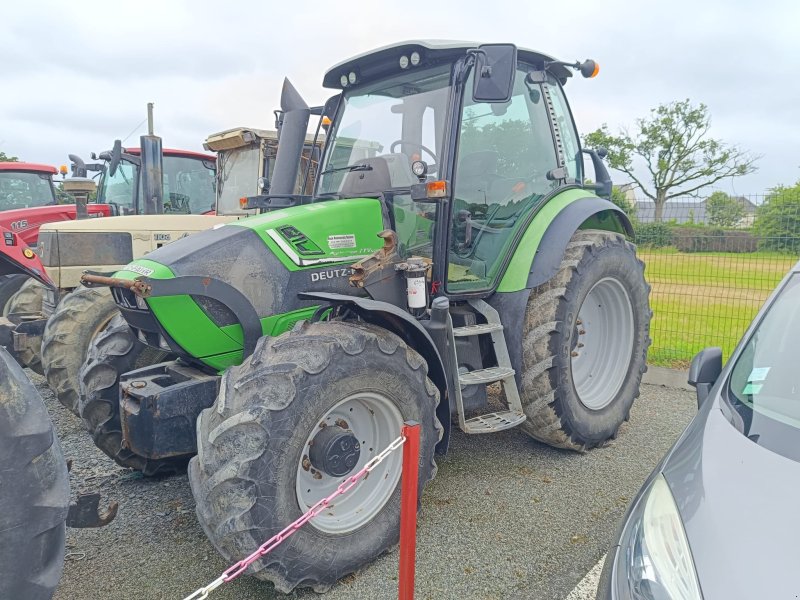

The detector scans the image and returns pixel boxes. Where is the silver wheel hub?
[296,392,403,534]
[571,277,635,410]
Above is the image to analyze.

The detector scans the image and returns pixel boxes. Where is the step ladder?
[451,299,526,434]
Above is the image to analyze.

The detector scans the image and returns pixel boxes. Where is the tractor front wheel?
[520,230,651,450]
[78,315,181,475]
[0,347,69,600]
[42,286,119,415]
[4,278,46,374]
[0,274,28,314]
[189,321,442,593]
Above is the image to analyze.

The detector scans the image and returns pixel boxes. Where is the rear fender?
[298,291,452,454]
[526,196,633,288]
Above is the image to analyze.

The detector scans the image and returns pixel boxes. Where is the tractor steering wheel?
[389,140,438,167]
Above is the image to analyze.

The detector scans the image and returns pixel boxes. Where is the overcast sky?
[1,0,797,196]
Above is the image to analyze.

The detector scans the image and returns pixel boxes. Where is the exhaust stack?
[140,102,164,214]
[269,79,310,196]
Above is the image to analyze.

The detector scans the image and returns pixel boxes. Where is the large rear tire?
[0,273,28,314]
[42,286,118,416]
[189,321,442,593]
[78,315,181,475]
[0,347,69,600]
[519,230,651,450]
[5,278,46,374]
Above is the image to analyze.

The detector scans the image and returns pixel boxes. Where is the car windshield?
[216,145,261,215]
[0,171,56,210]
[727,273,800,452]
[316,64,452,197]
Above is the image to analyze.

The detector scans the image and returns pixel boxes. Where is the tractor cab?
[0,163,59,211]
[93,147,216,215]
[315,41,607,295]
[204,127,322,216]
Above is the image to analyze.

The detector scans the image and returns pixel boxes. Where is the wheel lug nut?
[577,343,584,348]
[579,329,586,335]
[571,351,579,357]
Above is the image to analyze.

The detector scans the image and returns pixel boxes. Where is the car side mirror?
[688,347,723,409]
[472,44,517,103]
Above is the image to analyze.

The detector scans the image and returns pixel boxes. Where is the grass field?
[639,248,797,368]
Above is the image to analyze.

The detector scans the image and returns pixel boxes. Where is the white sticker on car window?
[748,367,770,382]
[742,383,763,395]
[328,234,356,249]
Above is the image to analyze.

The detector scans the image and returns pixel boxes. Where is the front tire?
[78,315,179,475]
[42,286,119,415]
[5,278,46,374]
[189,321,442,593]
[520,230,651,450]
[0,347,69,600]
[0,274,28,314]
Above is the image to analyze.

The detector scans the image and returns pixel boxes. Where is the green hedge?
[633,223,760,252]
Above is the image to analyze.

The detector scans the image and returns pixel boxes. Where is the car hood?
[662,398,800,599]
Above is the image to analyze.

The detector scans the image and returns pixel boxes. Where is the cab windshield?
[0,171,56,210]
[316,64,452,197]
[97,155,216,215]
[727,272,800,457]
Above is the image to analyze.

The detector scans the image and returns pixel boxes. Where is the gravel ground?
[37,369,695,600]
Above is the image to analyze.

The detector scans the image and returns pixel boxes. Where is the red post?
[398,421,420,600]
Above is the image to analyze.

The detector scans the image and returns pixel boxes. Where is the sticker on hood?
[328,234,356,249]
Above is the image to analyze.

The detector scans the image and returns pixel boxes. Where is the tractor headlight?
[614,475,702,600]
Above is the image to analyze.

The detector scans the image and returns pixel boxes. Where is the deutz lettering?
[311,268,353,282]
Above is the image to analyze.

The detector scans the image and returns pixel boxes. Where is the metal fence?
[626,189,800,367]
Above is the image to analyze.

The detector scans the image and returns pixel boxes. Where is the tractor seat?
[340,157,392,198]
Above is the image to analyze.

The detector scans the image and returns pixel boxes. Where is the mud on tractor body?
[82,41,651,592]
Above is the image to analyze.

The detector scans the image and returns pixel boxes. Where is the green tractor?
[81,42,650,592]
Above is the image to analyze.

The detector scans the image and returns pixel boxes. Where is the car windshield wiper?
[320,163,373,175]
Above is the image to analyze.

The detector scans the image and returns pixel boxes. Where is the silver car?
[598,259,800,599]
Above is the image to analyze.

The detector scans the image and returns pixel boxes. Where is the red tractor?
[0,162,110,247]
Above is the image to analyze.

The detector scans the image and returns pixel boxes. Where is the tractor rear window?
[0,172,56,210]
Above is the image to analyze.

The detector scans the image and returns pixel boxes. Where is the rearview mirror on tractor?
[472,44,517,103]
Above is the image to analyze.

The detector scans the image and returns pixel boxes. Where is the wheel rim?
[571,277,635,410]
[296,391,403,534]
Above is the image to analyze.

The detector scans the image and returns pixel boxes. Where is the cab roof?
[323,40,570,89]
[122,148,215,161]
[0,162,57,175]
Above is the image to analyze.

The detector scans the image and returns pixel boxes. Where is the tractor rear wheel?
[42,286,118,416]
[0,347,69,600]
[0,274,28,314]
[78,315,182,475]
[519,230,651,450]
[189,321,442,593]
[5,278,46,374]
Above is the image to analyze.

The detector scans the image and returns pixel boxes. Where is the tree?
[707,191,745,227]
[0,151,18,162]
[584,100,758,221]
[610,185,635,217]
[754,182,800,253]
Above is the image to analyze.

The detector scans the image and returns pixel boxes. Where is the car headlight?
[615,475,702,600]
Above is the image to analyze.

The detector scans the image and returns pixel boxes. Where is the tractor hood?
[109,198,385,370]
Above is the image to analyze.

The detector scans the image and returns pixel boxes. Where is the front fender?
[298,291,452,455]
